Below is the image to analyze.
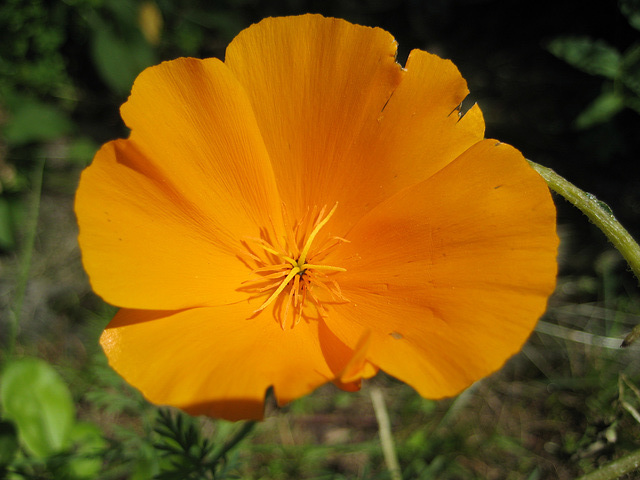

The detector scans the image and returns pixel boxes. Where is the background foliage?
[2,0,640,478]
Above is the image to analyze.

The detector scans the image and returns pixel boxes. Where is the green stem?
[576,448,640,480]
[208,420,256,466]
[6,157,46,360]
[370,386,402,480]
[528,160,640,283]
[530,164,640,480]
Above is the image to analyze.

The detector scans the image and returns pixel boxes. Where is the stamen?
[307,270,348,301]
[283,284,295,329]
[314,205,327,227]
[247,237,282,257]
[305,271,343,300]
[242,202,347,327]
[303,277,328,317]
[292,274,301,307]
[301,264,346,272]
[296,285,307,325]
[282,203,301,259]
[255,282,285,293]
[245,264,291,275]
[281,255,297,266]
[299,203,338,265]
[237,249,263,263]
[254,266,301,313]
[312,236,350,259]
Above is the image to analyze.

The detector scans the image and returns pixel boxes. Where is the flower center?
[241,204,348,329]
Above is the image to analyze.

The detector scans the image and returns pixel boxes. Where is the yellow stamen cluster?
[241,204,348,329]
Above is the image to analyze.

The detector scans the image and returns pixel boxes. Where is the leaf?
[90,21,156,96]
[547,37,622,79]
[2,99,73,147]
[620,0,640,31]
[575,90,625,129]
[65,422,108,479]
[0,357,75,458]
[66,137,99,166]
[130,442,160,480]
[621,44,640,97]
[0,420,19,467]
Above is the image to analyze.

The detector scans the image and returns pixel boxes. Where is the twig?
[370,386,401,480]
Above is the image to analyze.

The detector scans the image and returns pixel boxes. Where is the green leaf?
[620,0,640,31]
[0,420,19,466]
[130,442,160,480]
[575,90,625,129]
[0,357,75,458]
[621,44,640,96]
[66,137,99,166]
[2,99,73,147]
[65,422,108,479]
[90,21,156,95]
[547,37,622,79]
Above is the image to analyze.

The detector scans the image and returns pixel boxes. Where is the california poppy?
[75,14,558,421]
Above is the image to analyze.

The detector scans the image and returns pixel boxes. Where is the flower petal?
[325,140,558,397]
[225,15,483,234]
[333,330,378,392]
[100,304,366,421]
[76,57,286,309]
[77,141,245,309]
[354,49,486,200]
[120,57,282,235]
[225,15,401,229]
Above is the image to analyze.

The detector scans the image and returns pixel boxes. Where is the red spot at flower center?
[240,204,348,329]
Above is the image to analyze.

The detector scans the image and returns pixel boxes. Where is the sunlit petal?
[101,303,367,420]
[226,15,484,234]
[326,140,558,397]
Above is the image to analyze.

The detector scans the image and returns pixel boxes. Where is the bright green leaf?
[575,90,625,129]
[0,357,75,458]
[548,37,621,79]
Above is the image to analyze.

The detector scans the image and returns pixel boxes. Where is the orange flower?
[75,14,558,421]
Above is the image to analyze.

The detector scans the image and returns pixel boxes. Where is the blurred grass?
[2,0,640,478]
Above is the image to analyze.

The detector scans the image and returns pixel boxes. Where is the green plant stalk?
[208,420,256,466]
[576,448,640,480]
[370,386,401,480]
[6,157,46,360]
[528,160,640,282]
